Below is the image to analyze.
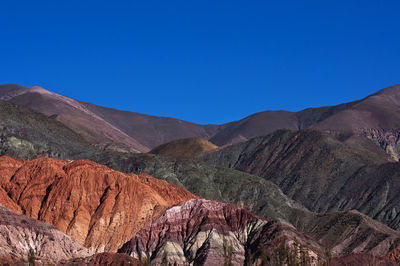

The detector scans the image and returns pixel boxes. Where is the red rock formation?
[119,199,324,265]
[0,204,92,263]
[0,156,198,252]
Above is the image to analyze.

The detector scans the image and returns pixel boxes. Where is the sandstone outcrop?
[0,156,198,252]
[119,199,324,265]
[0,204,92,264]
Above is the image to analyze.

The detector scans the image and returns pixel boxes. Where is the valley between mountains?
[1,84,400,265]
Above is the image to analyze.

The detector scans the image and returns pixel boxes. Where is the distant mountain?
[0,156,197,252]
[81,101,220,150]
[149,137,218,158]
[312,85,400,160]
[202,129,400,230]
[2,83,400,159]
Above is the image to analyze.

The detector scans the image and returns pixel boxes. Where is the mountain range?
[2,84,399,158]
[1,83,400,265]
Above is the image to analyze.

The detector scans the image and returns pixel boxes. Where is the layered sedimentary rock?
[0,156,197,252]
[119,199,324,265]
[0,204,92,264]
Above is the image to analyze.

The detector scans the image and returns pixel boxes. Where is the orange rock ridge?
[0,156,199,252]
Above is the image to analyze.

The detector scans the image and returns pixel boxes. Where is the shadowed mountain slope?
[0,156,197,253]
[149,137,218,158]
[202,129,400,230]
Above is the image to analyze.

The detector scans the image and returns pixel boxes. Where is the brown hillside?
[149,137,218,158]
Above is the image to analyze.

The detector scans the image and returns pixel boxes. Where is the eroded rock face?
[0,156,198,252]
[119,199,323,266]
[0,204,92,263]
[360,128,400,161]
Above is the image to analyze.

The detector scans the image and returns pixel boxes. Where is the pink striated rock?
[0,204,92,263]
[119,199,324,265]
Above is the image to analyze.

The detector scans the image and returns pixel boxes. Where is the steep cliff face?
[119,199,324,266]
[0,204,92,264]
[0,156,197,252]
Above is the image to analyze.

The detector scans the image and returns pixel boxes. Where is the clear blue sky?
[1,1,399,124]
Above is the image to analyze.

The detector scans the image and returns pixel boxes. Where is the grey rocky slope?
[202,129,400,231]
[0,98,97,160]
